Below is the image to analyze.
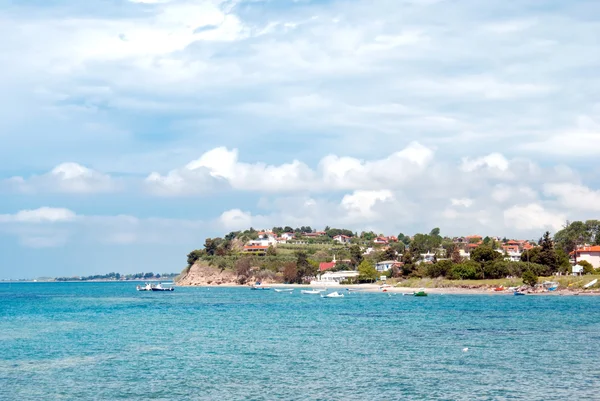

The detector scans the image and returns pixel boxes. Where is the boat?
[136,283,153,291]
[321,291,344,298]
[494,286,505,292]
[273,288,294,293]
[513,291,525,296]
[150,283,174,292]
[346,288,363,292]
[251,282,271,290]
[413,288,427,297]
[301,289,322,295]
[584,279,598,289]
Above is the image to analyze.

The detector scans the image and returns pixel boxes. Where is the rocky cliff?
[176,261,281,286]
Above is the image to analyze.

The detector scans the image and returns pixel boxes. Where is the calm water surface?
[1,282,599,400]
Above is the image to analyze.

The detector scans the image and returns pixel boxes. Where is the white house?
[249,233,277,247]
[281,232,295,240]
[333,235,351,244]
[375,260,400,272]
[310,270,359,286]
[572,246,600,269]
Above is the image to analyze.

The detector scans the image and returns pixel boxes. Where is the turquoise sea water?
[1,283,599,400]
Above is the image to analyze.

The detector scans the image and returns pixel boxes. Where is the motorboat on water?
[346,288,363,292]
[274,288,294,293]
[513,291,526,296]
[251,282,271,290]
[136,283,153,291]
[151,283,174,291]
[301,289,322,294]
[321,291,344,298]
[413,288,427,297]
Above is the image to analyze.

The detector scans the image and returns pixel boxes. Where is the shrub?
[448,261,480,280]
[426,260,453,278]
[521,270,538,287]
[578,260,596,275]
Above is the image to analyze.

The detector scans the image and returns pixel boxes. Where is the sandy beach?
[186,282,600,296]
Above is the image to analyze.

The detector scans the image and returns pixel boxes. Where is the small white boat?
[347,288,363,292]
[321,291,344,298]
[584,279,598,289]
[301,289,322,295]
[150,283,174,292]
[136,283,153,291]
[274,288,294,293]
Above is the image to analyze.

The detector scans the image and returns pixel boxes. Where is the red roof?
[571,246,600,255]
[319,262,336,271]
[334,234,350,238]
[466,235,482,239]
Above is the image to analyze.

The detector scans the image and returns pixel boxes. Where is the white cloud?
[219,209,253,231]
[450,198,473,208]
[6,163,116,194]
[503,204,565,232]
[0,207,77,223]
[460,153,510,172]
[146,142,434,195]
[544,183,600,212]
[341,190,394,220]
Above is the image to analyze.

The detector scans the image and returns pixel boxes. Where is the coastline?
[176,282,600,296]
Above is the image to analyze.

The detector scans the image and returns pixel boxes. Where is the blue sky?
[1,0,600,279]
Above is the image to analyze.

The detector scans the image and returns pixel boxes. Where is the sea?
[1,282,599,400]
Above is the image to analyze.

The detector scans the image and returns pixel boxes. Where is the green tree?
[379,247,397,262]
[187,249,204,267]
[471,245,502,264]
[578,260,596,275]
[266,245,277,256]
[538,231,558,273]
[349,244,363,267]
[283,262,298,283]
[426,260,453,278]
[451,246,462,264]
[522,270,538,287]
[554,221,590,258]
[358,260,379,283]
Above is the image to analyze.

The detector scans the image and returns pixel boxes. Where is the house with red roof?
[333,234,351,244]
[373,237,389,245]
[571,246,600,268]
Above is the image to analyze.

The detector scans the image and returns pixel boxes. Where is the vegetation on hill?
[180,224,595,285]
[55,272,177,281]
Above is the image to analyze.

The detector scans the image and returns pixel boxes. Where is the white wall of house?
[577,252,600,268]
[375,261,395,272]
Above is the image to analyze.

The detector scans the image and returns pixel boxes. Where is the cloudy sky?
[1,0,599,278]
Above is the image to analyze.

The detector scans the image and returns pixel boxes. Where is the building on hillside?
[243,245,269,255]
[281,232,295,240]
[303,231,327,238]
[375,260,403,272]
[571,246,600,269]
[248,233,277,247]
[333,234,351,244]
[373,237,389,245]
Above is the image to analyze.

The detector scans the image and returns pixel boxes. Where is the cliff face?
[176,262,238,286]
[176,261,281,286]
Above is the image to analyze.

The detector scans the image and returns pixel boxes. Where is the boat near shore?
[274,288,294,293]
[321,291,344,298]
[137,282,174,291]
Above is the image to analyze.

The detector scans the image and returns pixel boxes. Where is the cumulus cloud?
[544,183,600,212]
[145,142,434,195]
[503,204,565,232]
[0,207,76,223]
[6,163,116,194]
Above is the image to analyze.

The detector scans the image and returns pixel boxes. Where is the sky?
[1,0,600,279]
